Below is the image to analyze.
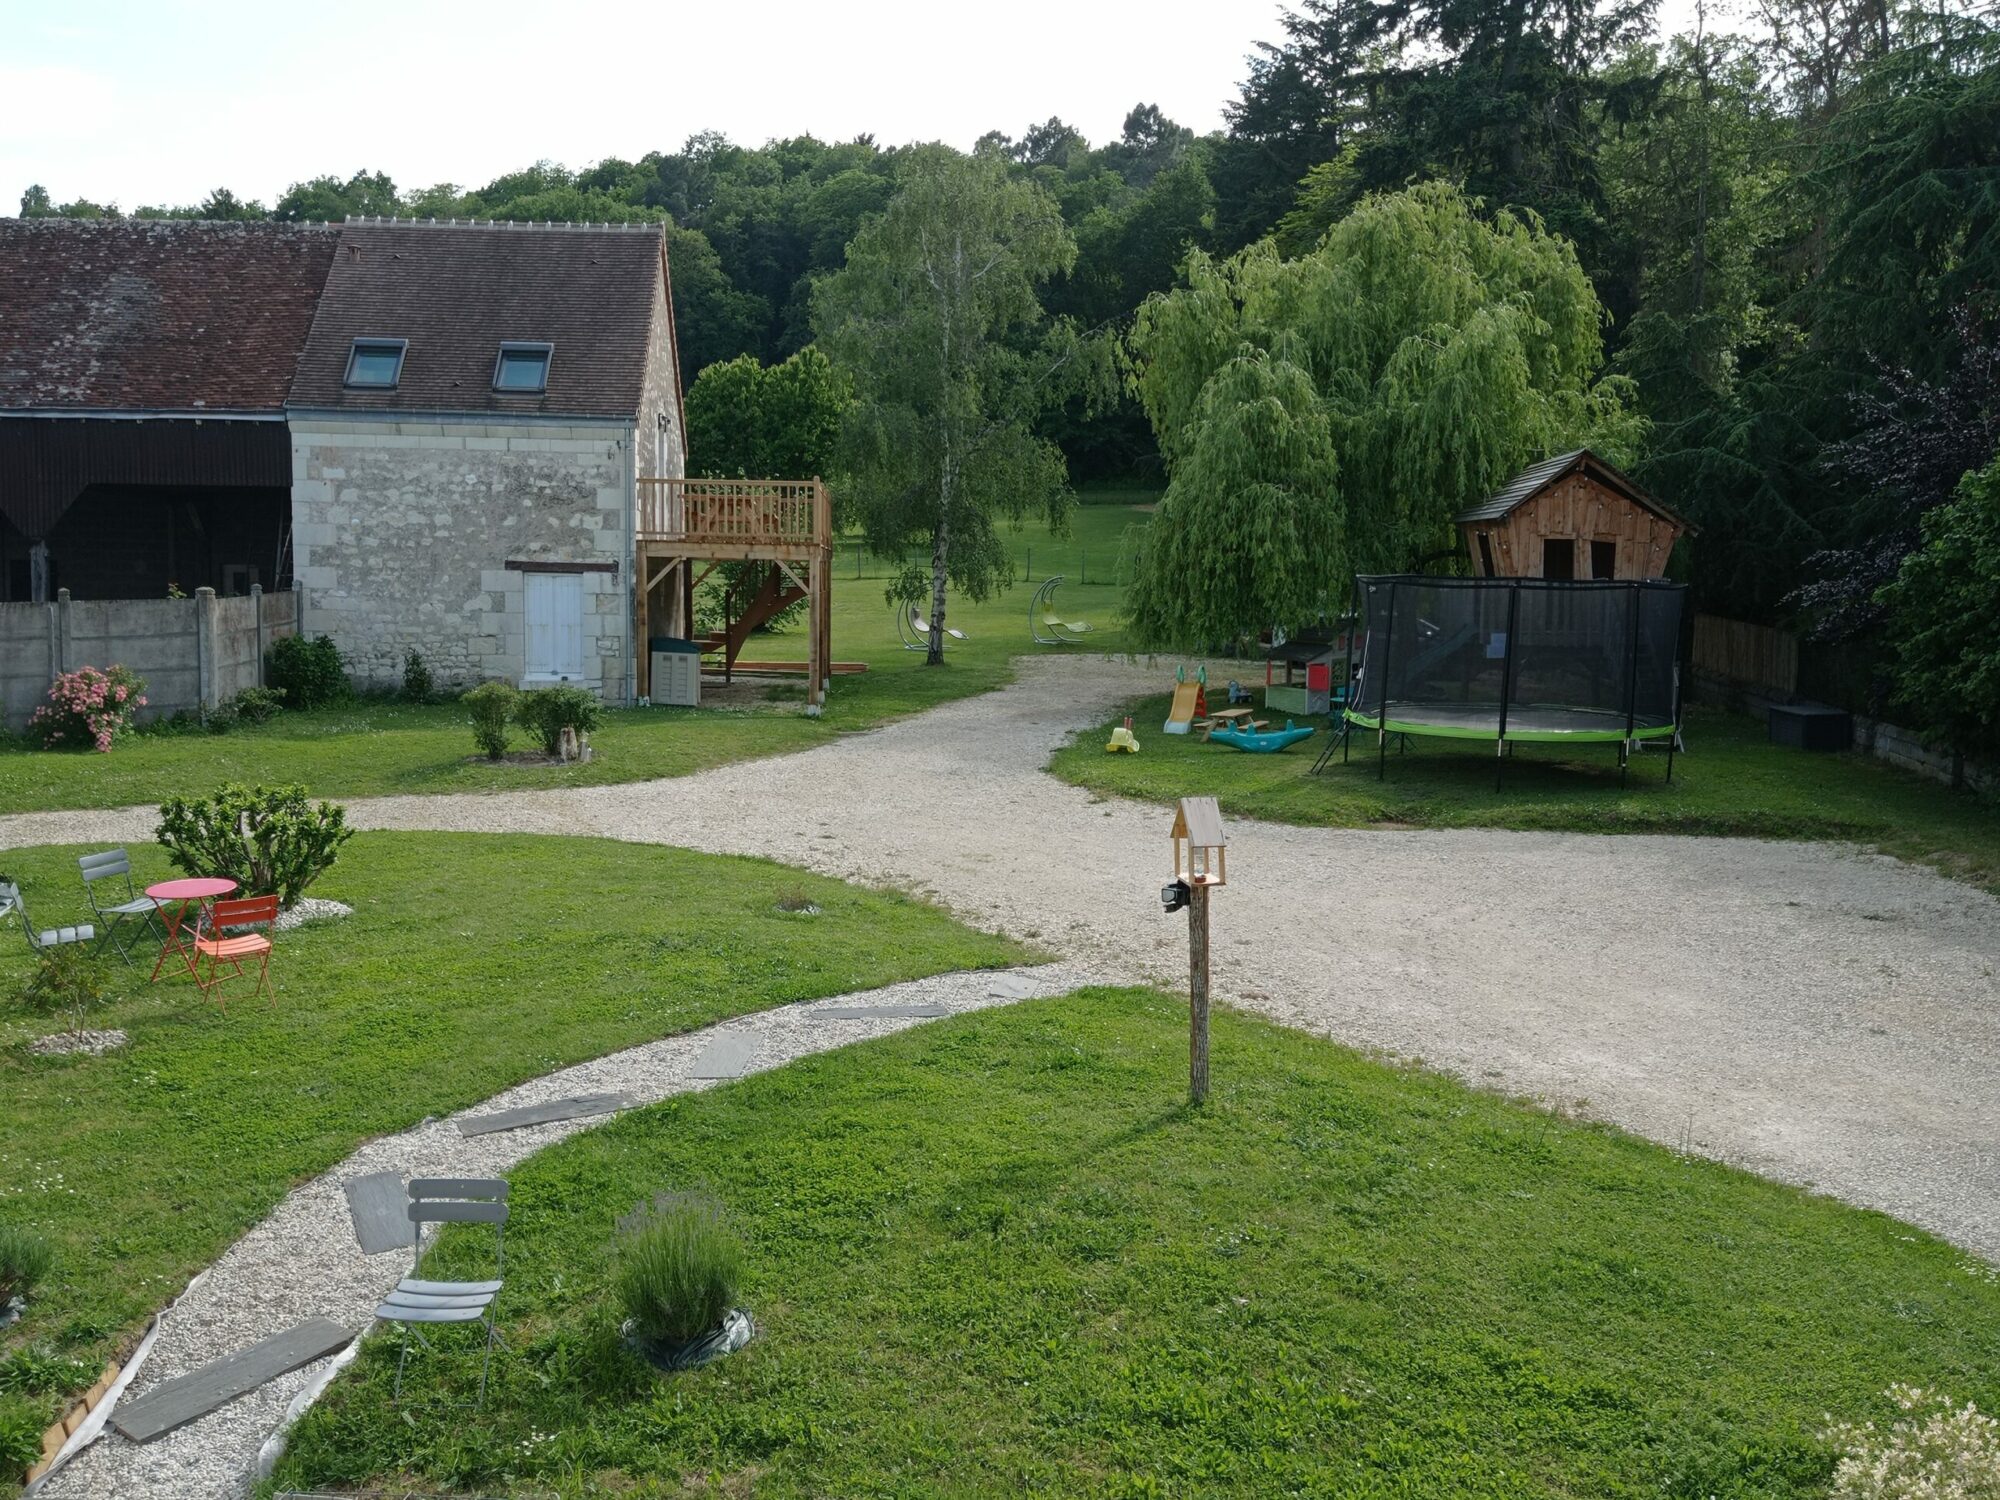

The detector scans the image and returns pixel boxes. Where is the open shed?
[1455,450,1691,582]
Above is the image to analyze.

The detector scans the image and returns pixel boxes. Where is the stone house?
[0,216,687,704]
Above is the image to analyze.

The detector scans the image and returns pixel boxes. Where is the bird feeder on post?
[1162,796,1227,1105]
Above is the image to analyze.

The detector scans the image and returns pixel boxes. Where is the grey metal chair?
[374,1178,508,1403]
[77,849,166,963]
[0,881,95,955]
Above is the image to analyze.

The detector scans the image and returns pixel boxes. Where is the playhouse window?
[344,338,406,388]
[1477,533,1498,576]
[1591,539,1617,579]
[1542,538,1575,580]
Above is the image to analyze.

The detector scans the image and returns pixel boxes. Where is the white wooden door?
[523,572,585,681]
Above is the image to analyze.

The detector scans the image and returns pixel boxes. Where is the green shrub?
[266,634,349,709]
[514,684,603,757]
[229,686,285,724]
[1878,456,2000,761]
[462,682,518,760]
[0,1223,54,1308]
[402,650,436,704]
[155,783,354,906]
[15,947,109,1034]
[0,1393,41,1475]
[199,686,285,736]
[0,1346,94,1395]
[613,1195,741,1345]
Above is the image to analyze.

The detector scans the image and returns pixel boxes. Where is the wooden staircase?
[700,564,806,676]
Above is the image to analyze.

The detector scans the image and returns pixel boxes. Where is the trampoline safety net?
[1347,575,1686,743]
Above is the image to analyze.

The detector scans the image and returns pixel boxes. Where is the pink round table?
[146,877,238,982]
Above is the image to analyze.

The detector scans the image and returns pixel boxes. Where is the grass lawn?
[0,832,1021,1455]
[273,989,2000,1499]
[1051,695,2000,894]
[0,505,1152,816]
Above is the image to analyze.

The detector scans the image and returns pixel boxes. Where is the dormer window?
[344,338,406,389]
[493,342,553,393]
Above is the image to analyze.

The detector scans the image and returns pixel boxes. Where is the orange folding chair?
[192,895,278,1010]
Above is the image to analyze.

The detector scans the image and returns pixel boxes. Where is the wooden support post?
[1188,882,1211,1105]
[806,548,826,711]
[819,544,834,696]
[635,553,651,701]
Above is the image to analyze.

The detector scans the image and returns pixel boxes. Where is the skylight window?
[344,338,406,389]
[493,342,553,393]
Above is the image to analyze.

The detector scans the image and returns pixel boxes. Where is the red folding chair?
[192,895,278,1011]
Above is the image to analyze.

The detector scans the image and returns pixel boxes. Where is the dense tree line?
[18,0,1999,742]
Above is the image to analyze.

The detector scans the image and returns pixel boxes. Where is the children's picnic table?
[146,877,239,982]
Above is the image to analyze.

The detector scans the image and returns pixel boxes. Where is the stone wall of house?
[289,418,634,699]
[637,269,686,483]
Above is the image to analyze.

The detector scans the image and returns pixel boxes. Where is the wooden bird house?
[1170,796,1227,888]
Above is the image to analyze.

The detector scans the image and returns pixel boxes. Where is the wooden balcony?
[634,474,835,710]
[636,476,829,561]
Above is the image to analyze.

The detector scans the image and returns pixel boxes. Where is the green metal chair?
[77,849,166,964]
[0,881,95,955]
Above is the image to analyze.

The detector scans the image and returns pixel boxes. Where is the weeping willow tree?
[1124,180,1645,649]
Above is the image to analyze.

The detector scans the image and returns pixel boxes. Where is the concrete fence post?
[195,586,218,712]
[251,583,265,688]
[54,588,71,677]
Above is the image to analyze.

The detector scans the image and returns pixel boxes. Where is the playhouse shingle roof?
[287,220,665,419]
[1455,449,1691,531]
[0,219,339,412]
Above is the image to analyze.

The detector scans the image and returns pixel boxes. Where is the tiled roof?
[0,219,338,411]
[1455,449,1689,530]
[288,220,664,419]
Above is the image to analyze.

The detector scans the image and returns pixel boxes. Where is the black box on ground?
[1768,702,1852,752]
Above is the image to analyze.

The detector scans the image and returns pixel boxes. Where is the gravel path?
[7,652,1998,1258]
[35,962,1085,1500]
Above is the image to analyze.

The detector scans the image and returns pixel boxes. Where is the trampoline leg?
[1378,727,1387,781]
[1494,739,1505,794]
[1666,739,1677,785]
[1619,741,1629,789]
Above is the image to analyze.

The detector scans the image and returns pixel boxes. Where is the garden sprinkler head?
[1161,879,1191,915]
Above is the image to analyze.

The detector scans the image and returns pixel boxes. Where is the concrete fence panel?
[1,588,300,733]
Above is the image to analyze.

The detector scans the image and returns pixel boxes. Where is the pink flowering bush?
[29,665,148,752]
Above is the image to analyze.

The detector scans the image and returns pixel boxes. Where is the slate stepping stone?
[342,1171,414,1254]
[691,1032,756,1079]
[985,972,1042,1000]
[457,1092,626,1137]
[816,1004,950,1020]
[111,1318,354,1444]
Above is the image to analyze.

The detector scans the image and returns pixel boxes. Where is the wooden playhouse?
[1454,450,1692,582]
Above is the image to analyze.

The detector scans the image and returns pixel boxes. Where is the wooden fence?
[1692,613,1798,698]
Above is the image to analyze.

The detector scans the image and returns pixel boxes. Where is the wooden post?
[635,555,651,701]
[1187,882,1211,1105]
[806,549,825,712]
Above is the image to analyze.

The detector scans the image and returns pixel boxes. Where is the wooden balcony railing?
[636,477,829,549]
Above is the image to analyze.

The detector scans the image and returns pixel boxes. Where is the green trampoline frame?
[1331,574,1688,790]
[1344,704,1679,745]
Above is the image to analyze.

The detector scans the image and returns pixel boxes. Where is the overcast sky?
[3,0,1713,214]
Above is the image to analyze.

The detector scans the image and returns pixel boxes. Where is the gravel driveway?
[7,655,1998,1262]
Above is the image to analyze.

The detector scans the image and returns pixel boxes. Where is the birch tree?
[813,146,1080,663]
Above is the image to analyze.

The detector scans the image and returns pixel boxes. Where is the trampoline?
[1339,574,1687,787]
